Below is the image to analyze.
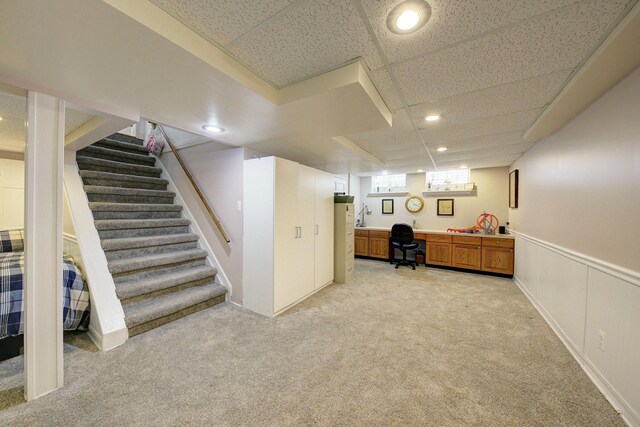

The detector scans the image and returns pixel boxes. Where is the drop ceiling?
[0,0,637,174]
[148,0,636,173]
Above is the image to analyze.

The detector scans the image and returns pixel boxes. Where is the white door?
[297,165,316,298]
[273,158,300,312]
[315,171,334,288]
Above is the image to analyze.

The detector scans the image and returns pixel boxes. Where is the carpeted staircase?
[76,133,227,337]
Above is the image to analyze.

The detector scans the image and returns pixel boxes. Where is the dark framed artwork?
[437,198,454,216]
[509,169,519,208]
[382,199,394,215]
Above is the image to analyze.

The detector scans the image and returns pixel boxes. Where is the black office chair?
[390,223,419,270]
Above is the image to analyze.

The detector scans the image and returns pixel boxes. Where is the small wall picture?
[509,169,519,208]
[437,198,454,216]
[382,199,394,215]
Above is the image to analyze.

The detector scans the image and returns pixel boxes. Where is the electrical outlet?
[598,329,605,352]
[236,200,242,211]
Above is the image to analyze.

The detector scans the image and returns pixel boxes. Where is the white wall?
[359,167,508,230]
[160,146,245,303]
[512,67,640,426]
[0,158,25,228]
[509,67,640,273]
[0,158,76,237]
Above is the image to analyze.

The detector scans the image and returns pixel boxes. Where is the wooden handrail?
[156,125,231,243]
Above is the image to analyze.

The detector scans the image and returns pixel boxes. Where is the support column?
[24,92,65,400]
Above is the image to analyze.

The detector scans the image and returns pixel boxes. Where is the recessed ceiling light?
[460,165,467,169]
[387,1,431,35]
[417,169,424,173]
[202,124,224,133]
[436,147,447,152]
[396,10,420,30]
[0,116,3,121]
[425,114,440,122]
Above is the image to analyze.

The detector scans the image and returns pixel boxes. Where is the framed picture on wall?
[382,199,394,215]
[437,198,454,216]
[509,169,519,208]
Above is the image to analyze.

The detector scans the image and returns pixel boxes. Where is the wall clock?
[405,195,424,213]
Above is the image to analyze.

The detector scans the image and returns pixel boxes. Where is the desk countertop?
[354,226,515,240]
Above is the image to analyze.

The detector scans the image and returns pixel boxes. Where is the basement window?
[371,174,406,193]
[426,169,470,187]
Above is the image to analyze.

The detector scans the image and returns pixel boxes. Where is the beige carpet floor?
[0,259,624,426]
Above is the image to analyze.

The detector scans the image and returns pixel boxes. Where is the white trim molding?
[512,232,640,427]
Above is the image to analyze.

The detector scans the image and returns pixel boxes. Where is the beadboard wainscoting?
[513,232,640,427]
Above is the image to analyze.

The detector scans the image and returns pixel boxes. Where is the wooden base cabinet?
[451,235,482,270]
[243,156,334,317]
[354,230,369,256]
[368,230,389,259]
[353,229,389,259]
[481,237,514,275]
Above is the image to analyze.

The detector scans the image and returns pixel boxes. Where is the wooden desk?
[354,227,515,276]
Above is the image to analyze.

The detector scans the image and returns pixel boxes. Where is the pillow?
[0,229,24,252]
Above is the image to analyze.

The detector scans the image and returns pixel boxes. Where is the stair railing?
[156,125,231,243]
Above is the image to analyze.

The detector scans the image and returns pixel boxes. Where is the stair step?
[77,156,162,178]
[116,265,217,302]
[94,138,150,154]
[105,239,198,260]
[78,145,156,167]
[108,133,144,145]
[79,170,168,191]
[123,283,226,337]
[95,218,190,239]
[110,249,208,282]
[103,233,200,261]
[108,248,206,274]
[84,186,174,204]
[101,233,198,252]
[89,202,183,220]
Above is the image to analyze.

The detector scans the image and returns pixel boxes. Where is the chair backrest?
[391,223,414,244]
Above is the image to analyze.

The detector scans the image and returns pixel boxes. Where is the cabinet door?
[482,246,514,275]
[426,242,452,266]
[369,237,389,259]
[452,244,482,270]
[314,171,334,288]
[354,236,368,256]
[297,165,316,297]
[273,159,301,312]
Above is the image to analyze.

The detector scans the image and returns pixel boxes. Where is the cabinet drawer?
[426,234,452,243]
[413,233,427,241]
[452,235,481,245]
[369,230,389,238]
[355,229,369,237]
[482,237,515,248]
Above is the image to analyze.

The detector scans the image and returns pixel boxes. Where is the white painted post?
[23,92,65,400]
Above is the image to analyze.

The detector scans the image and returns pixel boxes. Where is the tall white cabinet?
[243,156,334,317]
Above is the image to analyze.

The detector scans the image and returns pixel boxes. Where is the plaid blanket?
[0,252,90,339]
[0,229,23,252]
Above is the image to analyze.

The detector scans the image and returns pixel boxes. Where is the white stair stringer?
[63,151,128,351]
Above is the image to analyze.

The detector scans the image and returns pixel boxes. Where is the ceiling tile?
[227,0,383,87]
[410,70,571,128]
[0,90,26,144]
[420,109,542,144]
[362,0,579,64]
[392,0,632,105]
[426,131,527,152]
[150,0,294,46]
